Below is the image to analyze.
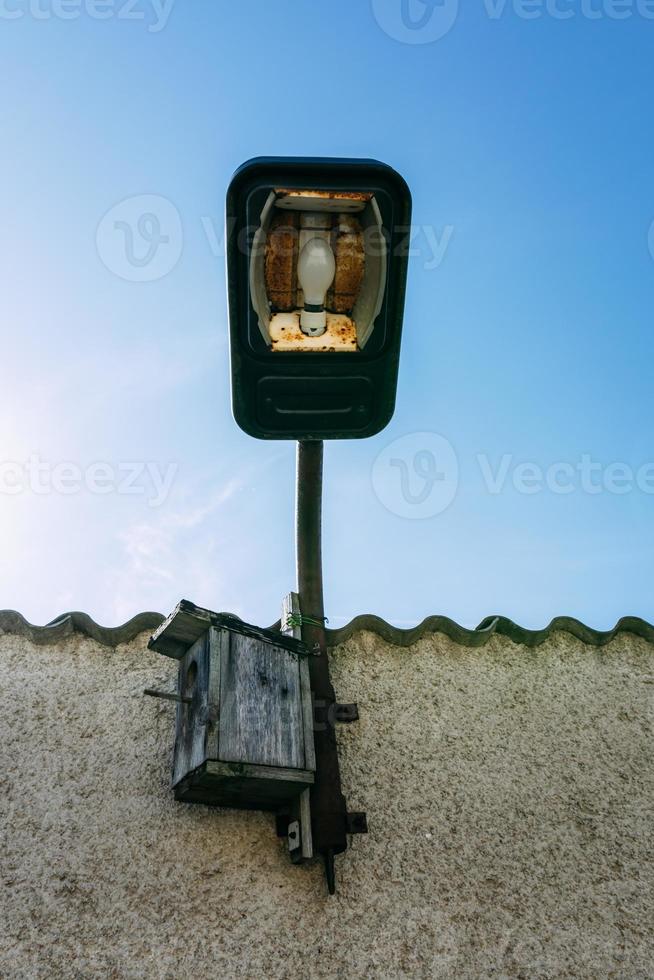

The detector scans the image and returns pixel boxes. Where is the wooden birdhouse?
[148,600,316,810]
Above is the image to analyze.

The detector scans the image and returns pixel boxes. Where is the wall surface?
[1,624,653,979]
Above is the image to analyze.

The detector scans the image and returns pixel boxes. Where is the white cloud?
[104,453,287,623]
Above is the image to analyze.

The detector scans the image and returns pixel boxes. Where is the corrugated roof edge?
[0,610,164,647]
[325,614,654,649]
[0,609,653,649]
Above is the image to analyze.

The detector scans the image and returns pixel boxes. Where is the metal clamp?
[346,812,368,835]
[334,703,359,723]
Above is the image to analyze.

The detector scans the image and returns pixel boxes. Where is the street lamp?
[227,156,412,892]
[150,158,412,897]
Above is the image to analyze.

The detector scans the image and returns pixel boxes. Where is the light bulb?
[297,237,336,337]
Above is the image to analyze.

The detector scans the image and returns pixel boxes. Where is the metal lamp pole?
[295,439,348,894]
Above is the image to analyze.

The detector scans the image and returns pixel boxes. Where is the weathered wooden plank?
[281,592,315,770]
[172,633,209,787]
[205,627,223,759]
[149,601,210,659]
[281,592,298,640]
[282,592,315,861]
[218,631,304,769]
[205,761,314,783]
[281,592,316,772]
[297,786,313,860]
[175,760,314,811]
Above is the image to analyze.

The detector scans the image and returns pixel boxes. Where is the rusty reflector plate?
[269,312,357,352]
[274,189,372,213]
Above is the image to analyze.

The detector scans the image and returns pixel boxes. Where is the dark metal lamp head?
[226,157,412,441]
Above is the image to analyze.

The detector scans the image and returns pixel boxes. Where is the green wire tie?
[285,612,329,631]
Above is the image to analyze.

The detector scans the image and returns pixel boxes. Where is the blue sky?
[1,0,653,630]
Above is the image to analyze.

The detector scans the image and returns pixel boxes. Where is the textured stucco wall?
[1,626,653,979]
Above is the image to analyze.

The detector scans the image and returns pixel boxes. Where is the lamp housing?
[226,157,411,440]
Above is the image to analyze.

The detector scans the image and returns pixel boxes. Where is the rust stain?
[329,216,365,314]
[275,188,372,203]
[269,312,357,352]
[264,212,299,311]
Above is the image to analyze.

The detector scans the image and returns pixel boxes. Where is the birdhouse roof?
[147,599,311,661]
